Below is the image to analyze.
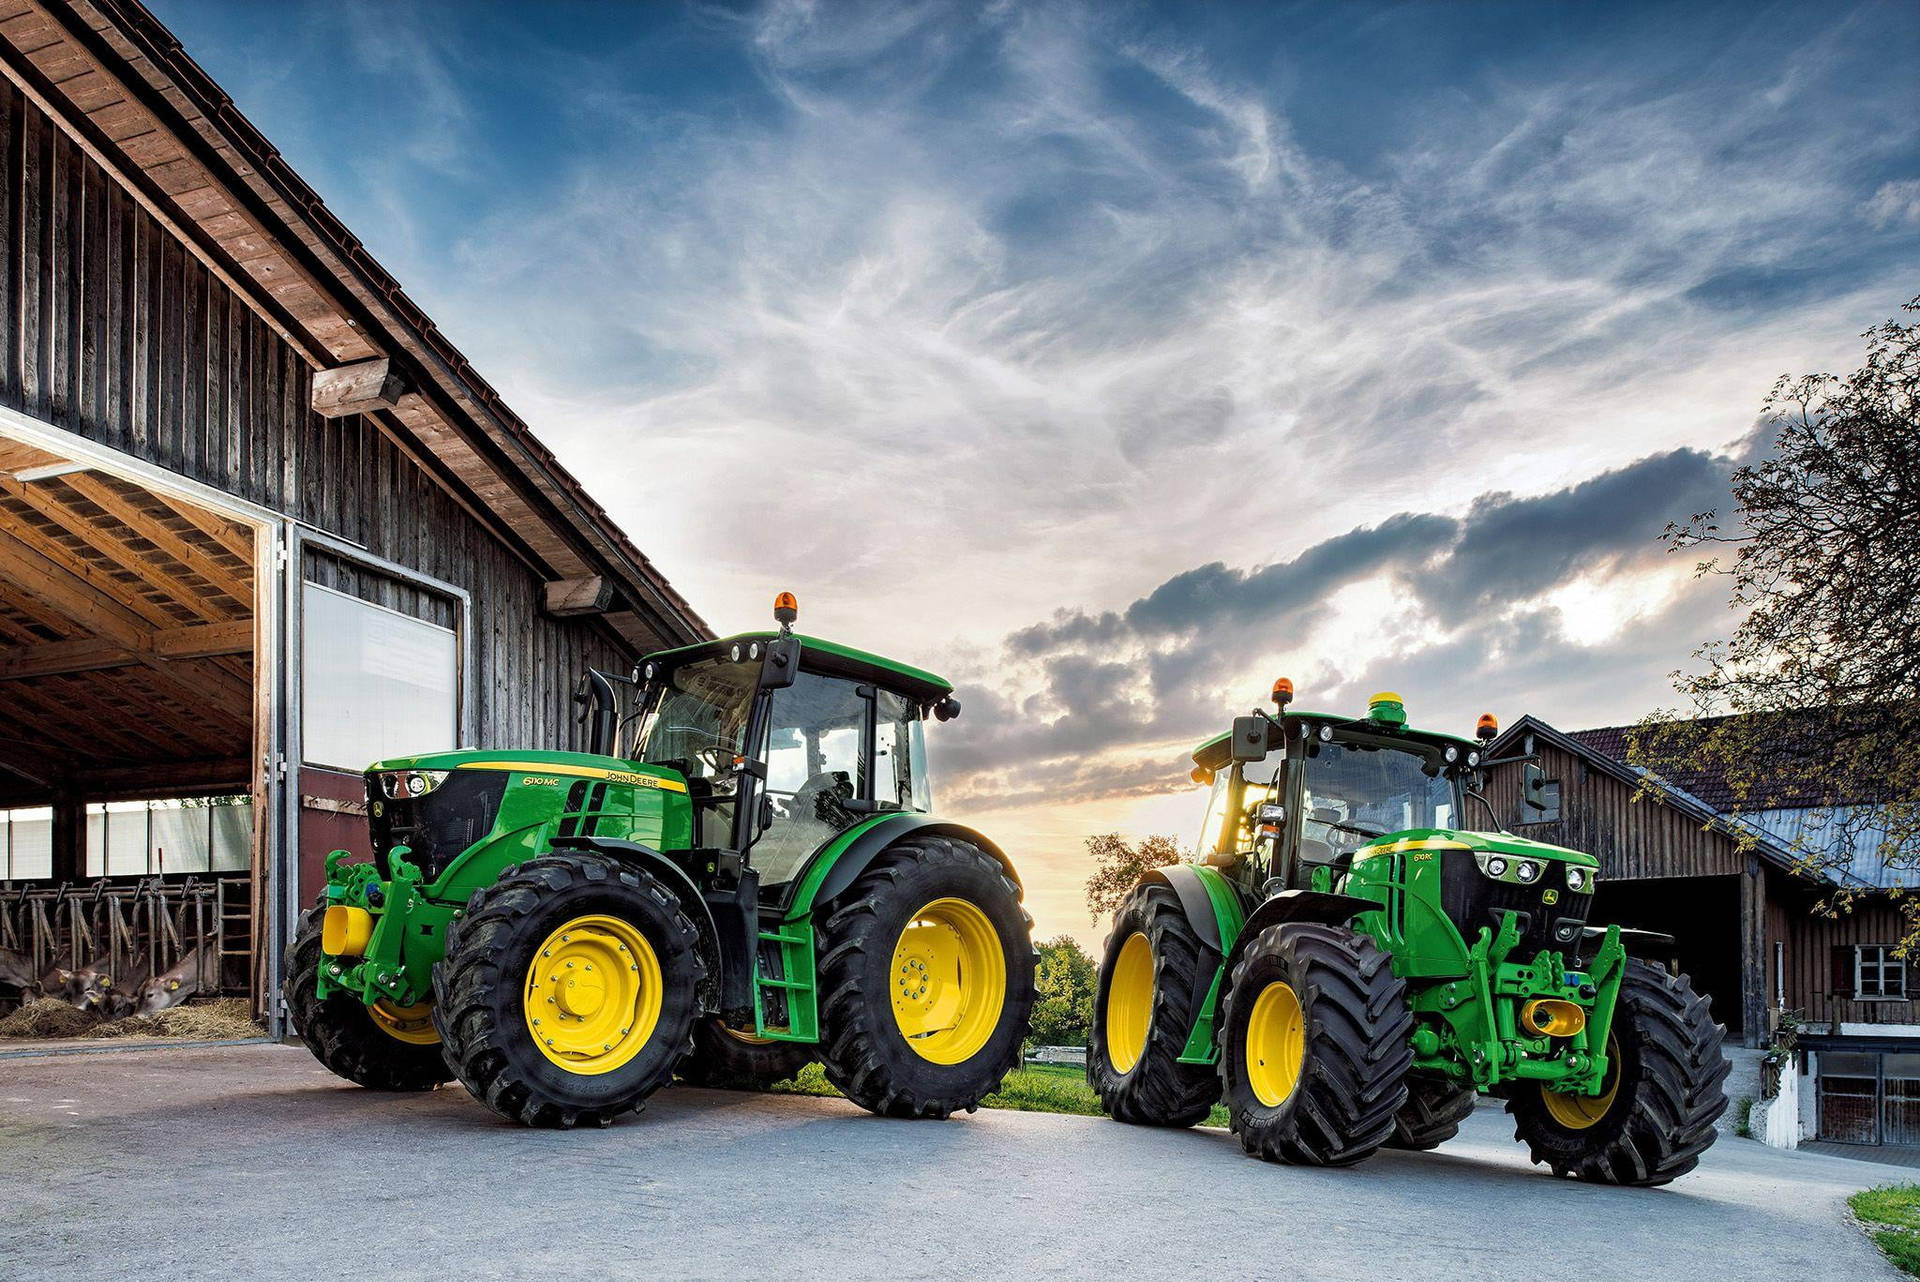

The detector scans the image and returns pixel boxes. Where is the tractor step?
[752,923,818,1042]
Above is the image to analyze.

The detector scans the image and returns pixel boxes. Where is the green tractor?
[286,594,1036,1128]
[1089,682,1728,1185]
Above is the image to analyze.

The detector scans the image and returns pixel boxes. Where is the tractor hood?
[366,748,689,793]
[1354,827,1599,868]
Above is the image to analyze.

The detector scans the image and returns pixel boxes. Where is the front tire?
[816,837,1036,1118]
[1387,1073,1477,1151]
[1218,921,1412,1167]
[679,1017,813,1090]
[284,903,450,1091]
[1087,883,1222,1127]
[1508,959,1727,1186]
[432,854,705,1128]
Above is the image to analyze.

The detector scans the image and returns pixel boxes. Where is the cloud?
[934,446,1735,810]
[1864,180,1920,230]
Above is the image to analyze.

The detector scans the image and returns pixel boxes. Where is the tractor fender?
[1223,889,1379,973]
[1138,864,1243,955]
[547,835,726,1013]
[791,814,1023,918]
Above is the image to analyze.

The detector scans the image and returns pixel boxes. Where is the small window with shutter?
[1857,946,1908,1000]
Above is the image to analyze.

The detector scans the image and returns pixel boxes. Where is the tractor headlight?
[1485,857,1508,878]
[1567,866,1590,893]
[1318,724,1334,742]
[381,770,449,800]
[1467,751,1480,767]
[729,642,744,662]
[1515,860,1540,883]
[1444,745,1459,763]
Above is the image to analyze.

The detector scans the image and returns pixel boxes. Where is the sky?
[152,0,1920,950]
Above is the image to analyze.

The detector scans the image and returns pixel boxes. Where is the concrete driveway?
[0,1043,1903,1281]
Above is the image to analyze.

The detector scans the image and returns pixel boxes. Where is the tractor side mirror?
[760,636,799,690]
[1521,762,1552,816]
[1230,715,1271,762]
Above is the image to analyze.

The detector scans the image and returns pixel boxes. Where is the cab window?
[752,672,870,885]
[874,689,931,812]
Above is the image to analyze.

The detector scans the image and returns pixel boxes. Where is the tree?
[1634,296,1919,931]
[1083,832,1185,924]
[1029,936,1098,1047]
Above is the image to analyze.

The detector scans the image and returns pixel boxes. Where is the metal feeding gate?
[1817,1052,1920,1147]
[0,876,251,999]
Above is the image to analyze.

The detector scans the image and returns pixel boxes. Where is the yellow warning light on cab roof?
[1477,712,1499,741]
[774,591,798,624]
[1272,677,1294,707]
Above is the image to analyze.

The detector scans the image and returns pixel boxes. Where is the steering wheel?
[698,746,736,773]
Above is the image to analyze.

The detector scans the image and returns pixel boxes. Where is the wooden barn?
[0,0,707,1038]
[1486,714,1916,1150]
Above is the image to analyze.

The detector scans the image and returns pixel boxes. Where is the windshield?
[633,657,759,784]
[1298,737,1459,863]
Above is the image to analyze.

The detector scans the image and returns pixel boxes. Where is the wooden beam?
[312,357,406,418]
[71,756,251,796]
[0,475,232,623]
[60,474,253,606]
[0,635,124,678]
[152,619,252,660]
[0,732,71,786]
[1741,856,1768,1050]
[544,575,614,617]
[0,619,252,679]
[0,526,253,714]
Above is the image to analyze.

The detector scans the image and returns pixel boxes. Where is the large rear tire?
[432,853,704,1128]
[1087,883,1222,1127]
[1218,921,1412,1167]
[1508,959,1727,1186]
[1387,1073,1477,1151]
[679,1017,813,1090]
[816,836,1035,1118]
[283,903,451,1091]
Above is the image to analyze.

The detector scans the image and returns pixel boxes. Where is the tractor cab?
[628,597,959,906]
[1189,688,1483,895]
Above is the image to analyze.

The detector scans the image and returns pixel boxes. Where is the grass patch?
[768,1057,1230,1127]
[1732,1096,1752,1139]
[1850,1184,1920,1276]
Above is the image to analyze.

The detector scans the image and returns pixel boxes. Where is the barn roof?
[1492,712,1903,891]
[0,0,709,652]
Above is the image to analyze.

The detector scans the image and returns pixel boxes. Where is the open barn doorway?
[1591,874,1746,1042]
[0,422,277,1047]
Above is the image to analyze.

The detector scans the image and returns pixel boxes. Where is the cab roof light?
[1477,712,1499,742]
[773,591,798,628]
[1271,677,1294,709]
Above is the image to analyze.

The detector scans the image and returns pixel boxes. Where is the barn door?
[282,528,472,912]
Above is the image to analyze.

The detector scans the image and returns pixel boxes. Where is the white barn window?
[301,582,458,771]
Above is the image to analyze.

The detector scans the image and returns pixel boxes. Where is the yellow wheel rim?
[719,1023,776,1047]
[889,897,1007,1065]
[1542,1036,1622,1130]
[1245,980,1306,1108]
[1105,932,1154,1074]
[524,914,663,1076]
[369,998,439,1046]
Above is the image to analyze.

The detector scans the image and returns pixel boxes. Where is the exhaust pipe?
[575,669,619,757]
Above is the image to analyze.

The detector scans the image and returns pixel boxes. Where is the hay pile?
[0,997,100,1038]
[85,997,260,1041]
[0,996,262,1041]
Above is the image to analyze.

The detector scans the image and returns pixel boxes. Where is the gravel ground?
[0,1042,1904,1281]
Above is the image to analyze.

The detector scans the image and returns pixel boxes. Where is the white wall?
[1756,1052,1801,1149]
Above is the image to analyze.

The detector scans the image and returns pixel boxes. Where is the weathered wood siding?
[0,83,629,750]
[1767,882,1920,1028]
[1486,740,1746,879]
